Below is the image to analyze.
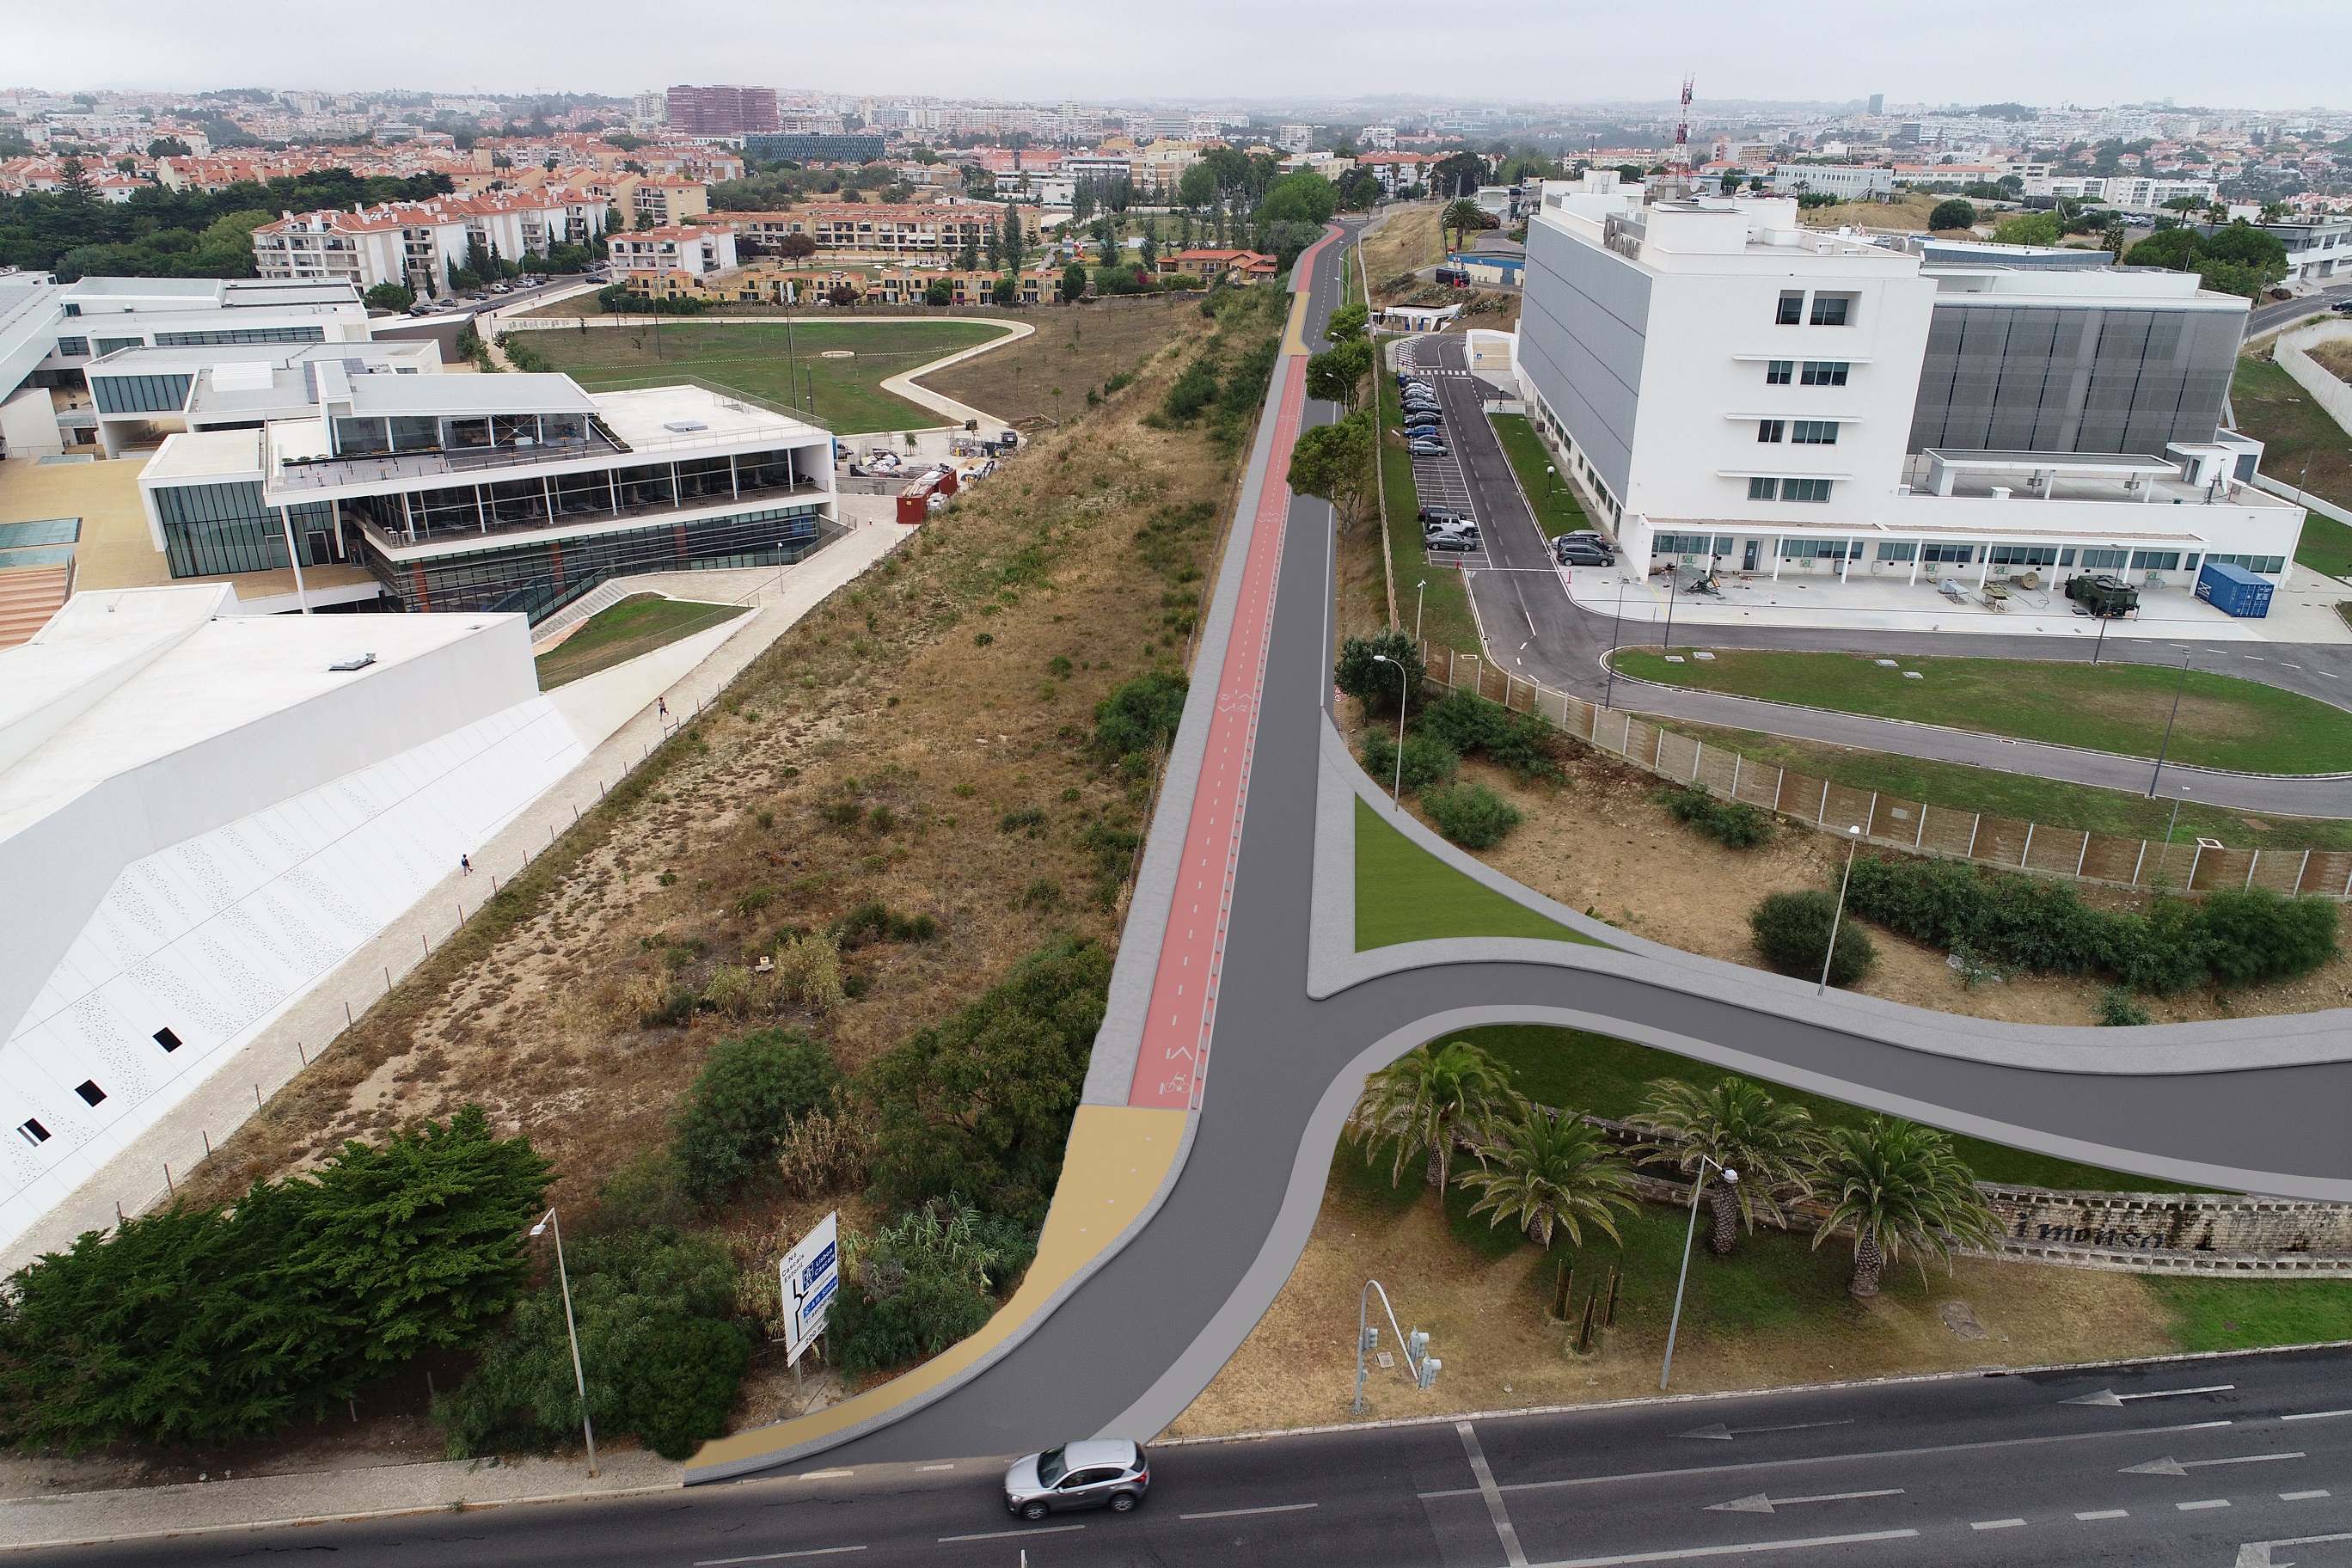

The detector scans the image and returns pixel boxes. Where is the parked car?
[2334,298,2352,315]
[1557,542,1614,566]
[1005,1440,1150,1520]
[1428,530,1479,553]
[1400,393,1439,409]
[1424,518,1479,544]
[1553,530,1608,549]
[1419,505,1473,529]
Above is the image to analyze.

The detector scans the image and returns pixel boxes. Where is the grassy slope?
[1376,369,1479,651]
[1611,647,2352,775]
[1651,717,2352,851]
[1354,797,1593,949]
[535,594,748,690]
[523,319,1005,435]
[1488,412,1589,538]
[2230,356,2352,580]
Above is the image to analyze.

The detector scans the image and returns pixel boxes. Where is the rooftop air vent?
[662,420,709,433]
[328,652,377,672]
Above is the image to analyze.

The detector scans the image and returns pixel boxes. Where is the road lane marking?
[2282,1409,2352,1422]
[2283,1491,2332,1500]
[2236,1534,2352,1568]
[1706,1489,1901,1514]
[2123,1451,2302,1475]
[1524,1528,1920,1565]
[2180,1499,2233,1510]
[1418,1418,2234,1499]
[1681,1420,1855,1442]
[1179,1503,1320,1520]
[1459,1420,1531,1568]
[918,1464,953,1472]
[695,1548,867,1565]
[1971,1519,2027,1530]
[938,1525,1085,1541]
[2064,1384,2234,1406]
[2076,1510,2129,1519]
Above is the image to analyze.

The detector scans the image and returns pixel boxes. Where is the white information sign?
[780,1211,840,1366]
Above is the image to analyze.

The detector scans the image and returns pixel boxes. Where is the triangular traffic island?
[1353,796,1607,952]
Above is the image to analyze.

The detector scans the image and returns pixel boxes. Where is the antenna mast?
[1671,75,1694,170]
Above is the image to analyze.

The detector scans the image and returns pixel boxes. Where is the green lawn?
[1612,647,2352,775]
[2229,357,2352,581]
[520,319,1009,437]
[2148,1274,2352,1354]
[535,593,749,689]
[1488,412,1589,539]
[1376,367,1478,652]
[1355,796,1597,949]
[1652,718,2352,850]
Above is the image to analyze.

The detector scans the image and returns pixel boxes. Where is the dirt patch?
[1338,708,2352,1027]
[916,296,1205,426]
[1361,207,1444,302]
[2311,340,2352,384]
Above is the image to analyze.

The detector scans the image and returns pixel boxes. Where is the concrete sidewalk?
[0,1450,682,1552]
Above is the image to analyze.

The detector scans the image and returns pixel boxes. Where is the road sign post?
[781,1211,842,1378]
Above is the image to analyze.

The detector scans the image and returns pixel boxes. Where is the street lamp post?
[1603,577,1626,708]
[1371,653,1410,809]
[1415,579,1427,647]
[2156,782,2192,882]
[1660,1158,1736,1392]
[2147,646,2194,797]
[1661,568,1680,653]
[1818,824,1863,997]
[531,1207,597,1476]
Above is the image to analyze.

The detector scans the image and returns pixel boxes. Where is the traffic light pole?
[1355,1278,1440,1414]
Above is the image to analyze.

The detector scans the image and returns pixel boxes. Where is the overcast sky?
[18,1,2351,113]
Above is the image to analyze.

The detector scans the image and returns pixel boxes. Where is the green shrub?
[1749,890,1877,987]
[2098,989,2153,1026]
[1424,782,1523,849]
[1652,786,1776,848]
[866,936,1112,1219]
[1093,671,1188,759]
[671,1029,842,1204]
[1334,631,1422,718]
[1361,729,1461,794]
[0,1107,548,1451]
[836,900,940,947]
[435,1228,750,1461]
[998,805,1048,836]
[2200,886,2340,986]
[827,1203,1038,1378]
[1418,691,1559,781]
[1161,358,1219,421]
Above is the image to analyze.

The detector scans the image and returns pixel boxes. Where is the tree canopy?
[0,168,453,278]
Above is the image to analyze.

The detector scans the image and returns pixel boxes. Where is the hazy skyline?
[16,0,2352,114]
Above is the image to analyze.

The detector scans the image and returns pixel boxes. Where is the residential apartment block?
[726,204,1044,258]
[607,224,738,279]
[1515,172,2300,591]
[665,84,779,138]
[250,193,609,297]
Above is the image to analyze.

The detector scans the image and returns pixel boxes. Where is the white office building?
[138,371,836,622]
[1514,173,2303,596]
[1767,163,1896,201]
[83,339,442,460]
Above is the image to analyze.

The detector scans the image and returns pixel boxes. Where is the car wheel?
[1109,1492,1139,1513]
[1021,1501,1050,1522]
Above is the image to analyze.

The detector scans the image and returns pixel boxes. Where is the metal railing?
[358,478,830,554]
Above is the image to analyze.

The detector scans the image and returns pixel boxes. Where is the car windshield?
[1036,1446,1069,1486]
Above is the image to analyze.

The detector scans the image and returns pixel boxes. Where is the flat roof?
[1924,449,2180,475]
[346,372,598,419]
[141,428,264,483]
[589,383,824,449]
[92,340,438,377]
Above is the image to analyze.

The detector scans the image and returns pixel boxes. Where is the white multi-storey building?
[249,193,609,299]
[1515,173,2303,594]
[607,224,738,279]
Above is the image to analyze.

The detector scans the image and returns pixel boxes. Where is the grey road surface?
[36,1347,2352,1567]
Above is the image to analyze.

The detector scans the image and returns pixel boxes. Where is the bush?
[1361,729,1461,794]
[671,1029,843,1205]
[1424,782,1523,849]
[2098,989,2153,1026]
[1653,786,1776,848]
[836,900,940,947]
[364,281,414,311]
[866,936,1112,1219]
[828,1204,1038,1378]
[1418,691,1559,781]
[435,1228,750,1461]
[2201,886,2340,987]
[775,934,844,1012]
[1928,198,1978,232]
[1161,357,1219,422]
[1334,630,1422,718]
[1749,890,1877,987]
[0,1107,548,1451]
[1094,671,1188,761]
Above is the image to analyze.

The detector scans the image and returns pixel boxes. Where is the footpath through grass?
[1354,796,1595,949]
[1653,717,2352,850]
[1488,411,1589,539]
[2231,356,2352,580]
[520,319,1008,436]
[1613,646,2352,775]
[535,593,749,689]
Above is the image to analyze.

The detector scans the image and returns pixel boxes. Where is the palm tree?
[1810,1117,2004,1298]
[1442,199,1484,254]
[1626,1076,1816,1257]
[1347,1039,1520,1191]
[1458,1106,1637,1250]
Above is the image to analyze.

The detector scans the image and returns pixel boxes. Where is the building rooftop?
[344,372,597,420]
[141,427,263,483]
[588,383,824,450]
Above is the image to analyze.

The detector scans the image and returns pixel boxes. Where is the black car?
[1418,505,1470,526]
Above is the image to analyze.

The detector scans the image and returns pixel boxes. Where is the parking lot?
[1395,340,1486,568]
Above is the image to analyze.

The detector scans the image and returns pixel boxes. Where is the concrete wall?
[1517,214,1648,505]
[2276,318,2352,438]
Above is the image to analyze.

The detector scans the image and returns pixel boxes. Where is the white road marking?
[1179,1503,1320,1520]
[2282,1409,2352,1422]
[938,1525,1085,1541]
[1681,1420,1855,1442]
[1706,1489,1902,1514]
[2180,1499,2233,1510]
[2282,1491,2332,1500]
[797,1469,855,1480]
[2124,1451,2302,1475]
[918,1464,954,1472]
[1418,1418,2235,1499]
[1526,1528,1920,1565]
[2076,1510,2129,1520]
[695,1548,867,1565]
[2063,1384,2234,1406]
[1971,1518,2028,1530]
[1459,1421,1531,1567]
[2234,1533,2352,1568]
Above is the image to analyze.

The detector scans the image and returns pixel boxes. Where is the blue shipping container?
[2196,560,2273,618]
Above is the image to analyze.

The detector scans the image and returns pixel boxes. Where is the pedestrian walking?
[461,854,471,876]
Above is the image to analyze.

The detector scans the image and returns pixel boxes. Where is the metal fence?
[1415,640,2352,901]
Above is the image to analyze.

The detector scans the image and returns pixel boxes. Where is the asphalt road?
[44,1347,2352,1567]
[2248,280,2352,339]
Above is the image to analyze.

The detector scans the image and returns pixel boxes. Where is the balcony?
[352,463,830,554]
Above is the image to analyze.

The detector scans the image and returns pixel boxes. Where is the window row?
[2204,554,2287,574]
[1763,360,1850,386]
[1756,420,1839,445]
[1774,291,1854,327]
[331,410,593,457]
[1748,477,1834,502]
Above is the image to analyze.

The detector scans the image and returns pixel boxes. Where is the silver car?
[1004,1438,1150,1519]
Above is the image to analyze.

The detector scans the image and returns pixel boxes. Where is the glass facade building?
[152,482,329,577]
[1908,304,2239,456]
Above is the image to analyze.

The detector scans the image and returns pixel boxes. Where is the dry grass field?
[915,295,1205,426]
